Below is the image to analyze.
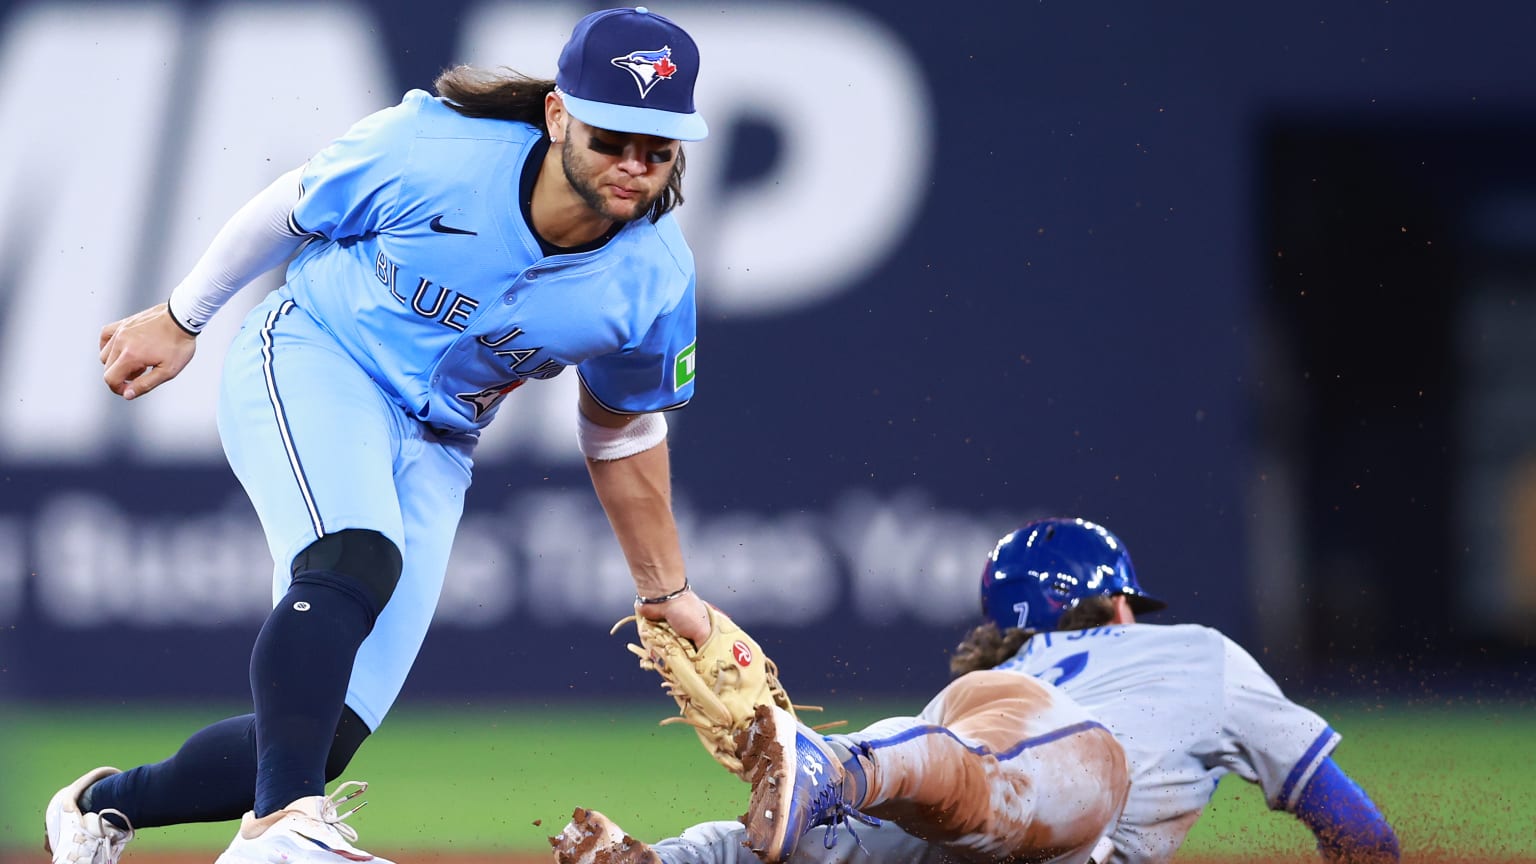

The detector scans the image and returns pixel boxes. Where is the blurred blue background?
[0,0,1533,711]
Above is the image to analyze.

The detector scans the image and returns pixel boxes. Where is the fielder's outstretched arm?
[99,167,307,400]
[579,386,712,644]
[1292,756,1400,863]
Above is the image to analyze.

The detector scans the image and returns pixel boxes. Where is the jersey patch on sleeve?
[673,341,696,391]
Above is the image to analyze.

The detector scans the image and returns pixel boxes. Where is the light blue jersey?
[285,89,697,433]
[217,90,699,728]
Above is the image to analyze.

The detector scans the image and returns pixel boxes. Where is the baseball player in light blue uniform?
[49,8,717,864]
[552,518,1401,864]
[225,85,700,732]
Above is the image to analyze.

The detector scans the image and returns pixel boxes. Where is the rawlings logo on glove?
[613,605,825,779]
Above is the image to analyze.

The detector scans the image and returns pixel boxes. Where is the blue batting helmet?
[980,517,1166,632]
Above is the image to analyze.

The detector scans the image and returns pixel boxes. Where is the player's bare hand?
[99,304,197,401]
[638,588,712,645]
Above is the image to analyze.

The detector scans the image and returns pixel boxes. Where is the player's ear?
[545,90,567,144]
[1110,595,1136,625]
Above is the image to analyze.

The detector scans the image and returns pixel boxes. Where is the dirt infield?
[310,857,1515,864]
[1,852,1518,864]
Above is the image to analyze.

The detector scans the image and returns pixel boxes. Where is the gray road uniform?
[643,623,1336,864]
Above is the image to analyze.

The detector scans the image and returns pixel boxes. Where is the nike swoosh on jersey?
[429,215,478,236]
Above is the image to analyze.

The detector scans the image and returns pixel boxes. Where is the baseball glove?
[613,605,822,779]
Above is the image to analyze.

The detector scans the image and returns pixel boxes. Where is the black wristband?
[635,580,690,605]
[166,299,201,337]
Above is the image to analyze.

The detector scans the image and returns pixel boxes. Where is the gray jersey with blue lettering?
[616,622,1339,864]
[997,623,1339,863]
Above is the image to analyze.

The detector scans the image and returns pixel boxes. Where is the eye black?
[587,136,622,156]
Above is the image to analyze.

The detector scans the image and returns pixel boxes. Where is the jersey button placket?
[505,270,539,304]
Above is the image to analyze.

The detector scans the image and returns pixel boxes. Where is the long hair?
[948,595,1120,678]
[433,65,686,223]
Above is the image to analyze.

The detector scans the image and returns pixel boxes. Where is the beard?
[561,142,663,224]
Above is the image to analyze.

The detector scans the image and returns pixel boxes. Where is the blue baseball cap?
[555,6,708,141]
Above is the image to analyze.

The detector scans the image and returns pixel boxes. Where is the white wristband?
[578,410,667,461]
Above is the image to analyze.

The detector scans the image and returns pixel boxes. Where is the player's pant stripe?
[260,299,326,538]
[858,719,1108,762]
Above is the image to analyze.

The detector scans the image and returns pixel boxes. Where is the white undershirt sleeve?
[166,166,309,333]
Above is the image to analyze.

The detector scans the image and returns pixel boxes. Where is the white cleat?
[214,781,392,864]
[44,766,134,864]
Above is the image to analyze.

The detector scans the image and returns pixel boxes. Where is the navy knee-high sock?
[250,571,377,816]
[80,709,371,829]
[84,715,259,827]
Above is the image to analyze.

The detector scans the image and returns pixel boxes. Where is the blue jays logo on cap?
[556,6,708,141]
[612,47,678,98]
